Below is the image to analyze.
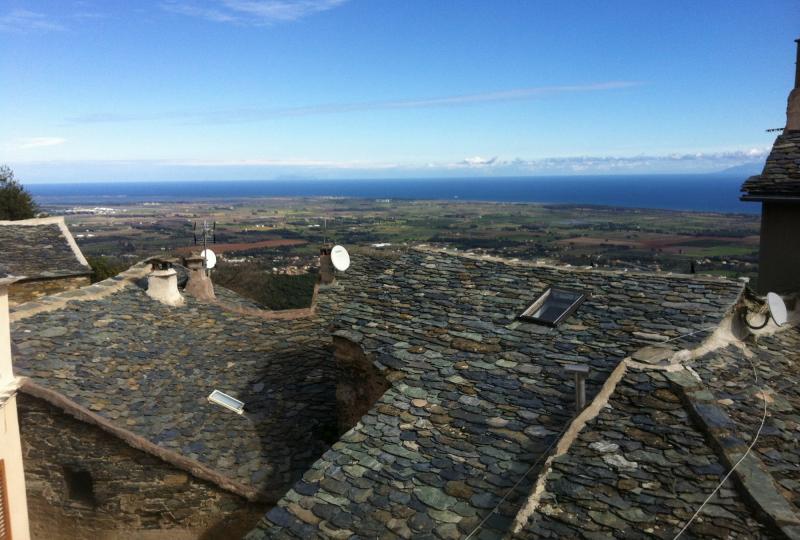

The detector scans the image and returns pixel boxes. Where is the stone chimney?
[183,253,215,301]
[786,38,800,132]
[146,260,184,307]
[319,244,335,285]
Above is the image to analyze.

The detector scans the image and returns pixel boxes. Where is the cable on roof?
[463,324,724,539]
[672,349,768,539]
[462,420,570,540]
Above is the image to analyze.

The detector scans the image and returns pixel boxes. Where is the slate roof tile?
[11,282,337,500]
[247,248,744,539]
[741,131,800,199]
[0,218,90,279]
[516,369,776,539]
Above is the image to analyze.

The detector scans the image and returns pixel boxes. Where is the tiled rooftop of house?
[516,368,777,539]
[0,217,91,280]
[247,248,747,539]
[741,131,800,200]
[688,326,800,516]
[517,321,800,540]
[11,276,337,502]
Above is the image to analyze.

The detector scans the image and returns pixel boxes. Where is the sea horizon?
[27,173,760,214]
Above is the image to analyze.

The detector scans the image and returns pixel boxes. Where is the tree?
[0,165,38,220]
[87,256,129,283]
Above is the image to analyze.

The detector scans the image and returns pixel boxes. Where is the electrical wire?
[463,324,732,540]
[462,420,570,540]
[673,350,768,539]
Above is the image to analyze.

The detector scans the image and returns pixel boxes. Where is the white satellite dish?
[331,245,350,272]
[766,292,788,326]
[200,249,217,269]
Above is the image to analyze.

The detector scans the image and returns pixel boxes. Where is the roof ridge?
[411,245,740,284]
[10,262,148,322]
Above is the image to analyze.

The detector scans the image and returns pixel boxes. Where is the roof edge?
[18,378,266,502]
[0,215,91,270]
[10,262,149,322]
[411,246,741,284]
[0,216,68,226]
[740,195,800,202]
[54,217,90,268]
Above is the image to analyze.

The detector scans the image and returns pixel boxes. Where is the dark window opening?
[63,466,96,507]
[518,287,586,326]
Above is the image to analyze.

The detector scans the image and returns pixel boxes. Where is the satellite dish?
[766,292,788,326]
[200,249,217,269]
[331,245,350,272]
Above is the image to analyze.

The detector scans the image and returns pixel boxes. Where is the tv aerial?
[745,292,788,329]
[331,245,350,272]
[192,220,217,273]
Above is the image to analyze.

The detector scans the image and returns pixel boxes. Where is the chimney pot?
[183,254,215,301]
[147,266,184,306]
[319,244,335,285]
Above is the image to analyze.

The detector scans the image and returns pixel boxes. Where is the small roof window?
[518,287,586,326]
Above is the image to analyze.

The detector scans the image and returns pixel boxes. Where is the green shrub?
[88,256,129,283]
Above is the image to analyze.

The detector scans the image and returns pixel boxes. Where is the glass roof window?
[518,287,586,327]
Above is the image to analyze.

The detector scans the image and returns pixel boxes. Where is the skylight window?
[208,390,245,414]
[518,287,586,326]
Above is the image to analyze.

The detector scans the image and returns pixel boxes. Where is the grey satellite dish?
[200,249,217,269]
[766,292,788,326]
[331,245,350,272]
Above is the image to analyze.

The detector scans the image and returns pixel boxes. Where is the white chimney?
[147,261,184,307]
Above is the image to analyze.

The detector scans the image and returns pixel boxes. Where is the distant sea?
[27,174,760,214]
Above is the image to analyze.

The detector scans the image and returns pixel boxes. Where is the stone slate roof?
[247,249,744,539]
[688,326,800,516]
[514,319,800,539]
[11,282,337,501]
[0,218,90,280]
[741,131,800,200]
[517,368,775,539]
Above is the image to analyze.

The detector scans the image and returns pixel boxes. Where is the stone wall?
[10,276,91,307]
[18,393,267,540]
[333,335,390,434]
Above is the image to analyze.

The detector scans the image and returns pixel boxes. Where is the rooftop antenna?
[192,220,217,275]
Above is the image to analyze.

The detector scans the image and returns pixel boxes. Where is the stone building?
[741,39,800,293]
[0,217,92,306]
[10,262,339,539]
[0,271,31,540]
[247,245,799,539]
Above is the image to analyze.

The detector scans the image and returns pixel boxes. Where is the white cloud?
[66,81,642,124]
[17,137,67,149]
[11,147,769,182]
[161,0,348,25]
[162,157,402,169]
[0,9,65,32]
[461,156,498,166]
[443,149,770,174]
[155,147,770,174]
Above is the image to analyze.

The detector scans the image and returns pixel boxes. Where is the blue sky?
[1,0,797,182]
